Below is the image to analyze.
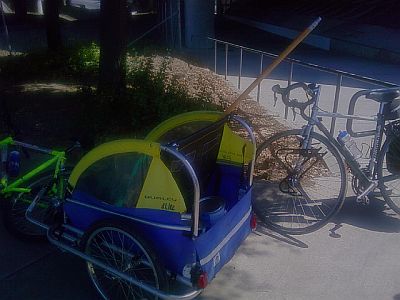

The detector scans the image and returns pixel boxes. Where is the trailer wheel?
[82,220,168,300]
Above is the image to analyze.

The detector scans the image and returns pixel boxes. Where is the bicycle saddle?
[383,98,400,120]
[366,89,400,103]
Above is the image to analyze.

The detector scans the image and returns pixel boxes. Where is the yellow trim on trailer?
[218,125,255,165]
[145,111,223,141]
[68,139,160,187]
[136,157,186,212]
[145,110,255,165]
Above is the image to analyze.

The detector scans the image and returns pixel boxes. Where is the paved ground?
[1,197,400,300]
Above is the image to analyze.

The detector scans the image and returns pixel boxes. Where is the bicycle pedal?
[356,196,370,205]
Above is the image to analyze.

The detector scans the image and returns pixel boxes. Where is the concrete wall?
[184,0,214,48]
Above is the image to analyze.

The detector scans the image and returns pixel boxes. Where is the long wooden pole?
[224,17,322,115]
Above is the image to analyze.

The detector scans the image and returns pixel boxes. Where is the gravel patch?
[128,54,288,143]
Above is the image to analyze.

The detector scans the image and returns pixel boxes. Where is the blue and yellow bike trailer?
[27,112,256,300]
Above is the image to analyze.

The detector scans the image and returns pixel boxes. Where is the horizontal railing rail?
[209,37,399,134]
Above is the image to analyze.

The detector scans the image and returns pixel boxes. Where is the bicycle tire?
[82,219,169,300]
[253,129,347,234]
[377,135,400,214]
[3,169,70,241]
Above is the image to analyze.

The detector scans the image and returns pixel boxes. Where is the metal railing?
[210,37,399,134]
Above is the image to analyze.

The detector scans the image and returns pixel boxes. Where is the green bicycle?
[0,136,78,241]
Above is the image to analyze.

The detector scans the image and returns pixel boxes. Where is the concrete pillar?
[36,0,43,15]
[184,0,214,48]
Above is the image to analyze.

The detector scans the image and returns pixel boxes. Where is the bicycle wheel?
[377,136,400,214]
[83,220,168,300]
[253,129,347,234]
[3,170,70,241]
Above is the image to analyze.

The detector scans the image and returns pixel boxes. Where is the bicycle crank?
[356,181,378,203]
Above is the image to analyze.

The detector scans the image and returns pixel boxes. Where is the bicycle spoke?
[254,130,345,234]
[85,226,162,300]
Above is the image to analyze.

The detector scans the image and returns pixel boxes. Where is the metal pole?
[36,0,43,15]
[238,47,243,89]
[0,0,12,55]
[164,1,168,44]
[214,40,217,73]
[177,0,182,49]
[169,0,174,47]
[330,74,343,135]
[285,62,294,119]
[225,43,228,80]
[257,54,264,102]
[127,11,178,48]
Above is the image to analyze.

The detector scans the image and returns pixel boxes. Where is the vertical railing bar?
[287,61,294,86]
[164,1,168,44]
[207,38,397,88]
[257,54,264,103]
[285,62,294,120]
[238,47,243,89]
[225,43,228,80]
[214,40,217,73]
[208,39,394,125]
[0,0,12,55]
[330,74,343,135]
[177,0,182,49]
[170,0,174,47]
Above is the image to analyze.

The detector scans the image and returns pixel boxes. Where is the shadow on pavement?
[0,251,100,300]
[331,196,400,234]
[255,222,309,249]
[0,210,99,300]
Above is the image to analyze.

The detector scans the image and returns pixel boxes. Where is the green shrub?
[68,42,100,82]
[0,45,222,146]
[0,43,100,84]
[76,56,221,144]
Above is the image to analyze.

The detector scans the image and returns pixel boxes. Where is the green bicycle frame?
[0,136,66,197]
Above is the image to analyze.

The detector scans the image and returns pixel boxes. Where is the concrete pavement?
[1,198,400,300]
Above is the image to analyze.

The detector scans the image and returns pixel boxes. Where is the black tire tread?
[3,169,71,241]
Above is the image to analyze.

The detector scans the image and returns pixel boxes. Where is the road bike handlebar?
[272,82,319,121]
